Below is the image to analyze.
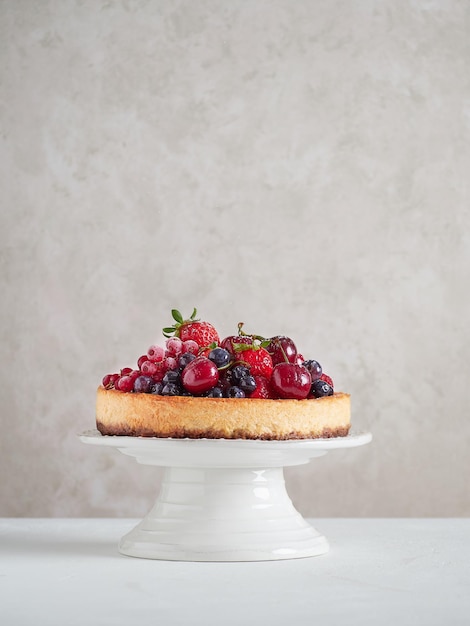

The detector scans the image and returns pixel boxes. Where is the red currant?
[115,375,134,392]
[102,373,119,389]
[147,345,165,363]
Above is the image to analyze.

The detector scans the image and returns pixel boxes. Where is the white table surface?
[1,518,468,626]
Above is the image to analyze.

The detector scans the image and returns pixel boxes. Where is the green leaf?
[162,327,175,335]
[190,307,197,320]
[260,339,271,349]
[171,309,183,324]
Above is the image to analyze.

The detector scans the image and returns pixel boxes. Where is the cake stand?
[79,430,372,562]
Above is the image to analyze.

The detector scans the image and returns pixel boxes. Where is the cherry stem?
[279,341,289,363]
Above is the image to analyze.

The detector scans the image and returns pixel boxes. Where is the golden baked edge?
[96,386,351,440]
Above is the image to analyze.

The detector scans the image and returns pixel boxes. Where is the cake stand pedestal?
[79,430,372,562]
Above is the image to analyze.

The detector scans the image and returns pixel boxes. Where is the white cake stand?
[79,430,372,562]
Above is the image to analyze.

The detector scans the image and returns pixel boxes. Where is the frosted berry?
[120,367,133,376]
[147,345,165,363]
[182,340,199,355]
[164,356,178,371]
[206,387,223,398]
[137,355,148,370]
[141,360,159,376]
[115,375,134,392]
[165,337,183,357]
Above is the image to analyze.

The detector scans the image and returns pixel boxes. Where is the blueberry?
[205,387,223,398]
[229,365,250,383]
[163,370,181,385]
[133,375,154,393]
[303,359,322,381]
[226,386,245,398]
[179,352,196,369]
[208,347,232,369]
[239,375,256,394]
[310,379,333,398]
[150,382,163,395]
[161,382,181,396]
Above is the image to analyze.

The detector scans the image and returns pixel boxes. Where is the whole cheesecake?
[96,387,351,440]
[95,308,352,441]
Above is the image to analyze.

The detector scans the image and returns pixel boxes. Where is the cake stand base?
[80,430,372,561]
[119,466,328,561]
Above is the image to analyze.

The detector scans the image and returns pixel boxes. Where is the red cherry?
[265,336,298,365]
[220,335,253,356]
[271,363,311,400]
[181,356,219,394]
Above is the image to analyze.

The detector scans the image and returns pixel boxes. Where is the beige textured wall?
[1,0,469,518]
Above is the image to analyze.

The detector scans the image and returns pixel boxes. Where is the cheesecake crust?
[96,387,351,440]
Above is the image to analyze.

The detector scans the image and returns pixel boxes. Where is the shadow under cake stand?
[80,430,372,562]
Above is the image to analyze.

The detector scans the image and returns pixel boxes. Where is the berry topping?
[163,309,219,348]
[311,379,334,398]
[181,356,219,394]
[100,307,340,401]
[271,363,312,400]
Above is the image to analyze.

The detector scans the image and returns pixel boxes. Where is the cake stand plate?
[79,430,372,562]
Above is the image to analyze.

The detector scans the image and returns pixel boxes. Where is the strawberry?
[163,308,219,349]
[236,346,273,379]
[250,375,277,399]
